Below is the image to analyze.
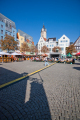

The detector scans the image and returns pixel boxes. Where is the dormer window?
[63,37,65,39]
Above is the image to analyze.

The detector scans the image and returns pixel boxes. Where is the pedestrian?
[45,57,49,66]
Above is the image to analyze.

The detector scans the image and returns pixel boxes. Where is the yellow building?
[17,29,36,55]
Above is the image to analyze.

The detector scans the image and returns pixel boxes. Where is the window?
[1,25,3,28]
[6,21,8,27]
[1,36,3,39]
[47,45,48,47]
[13,31,15,33]
[5,32,7,35]
[9,33,11,35]
[66,44,68,46]
[49,39,53,42]
[52,45,53,47]
[61,41,62,42]
[66,40,68,42]
[10,24,12,28]
[50,45,51,47]
[9,23,11,28]
[49,48,51,51]
[1,30,3,34]
[61,48,64,51]
[13,35,15,37]
[60,44,64,46]
[63,37,65,39]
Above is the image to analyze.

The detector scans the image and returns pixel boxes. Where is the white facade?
[58,35,70,56]
[38,25,47,55]
[38,37,46,54]
[41,25,47,38]
[37,26,70,57]
[45,38,57,52]
[41,29,46,38]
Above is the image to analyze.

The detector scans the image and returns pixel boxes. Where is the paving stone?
[0,60,80,120]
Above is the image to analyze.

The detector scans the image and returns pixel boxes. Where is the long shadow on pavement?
[73,67,80,71]
[0,67,51,120]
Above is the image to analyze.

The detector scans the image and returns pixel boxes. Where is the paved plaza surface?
[0,60,80,120]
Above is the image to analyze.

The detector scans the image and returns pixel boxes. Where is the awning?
[0,52,10,55]
[67,53,72,57]
[11,52,22,55]
[76,52,80,56]
[41,54,48,56]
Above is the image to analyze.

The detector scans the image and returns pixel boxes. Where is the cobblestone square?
[0,61,80,120]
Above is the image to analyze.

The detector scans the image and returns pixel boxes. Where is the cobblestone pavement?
[0,61,52,85]
[0,60,80,120]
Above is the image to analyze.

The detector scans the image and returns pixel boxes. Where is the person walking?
[45,57,49,66]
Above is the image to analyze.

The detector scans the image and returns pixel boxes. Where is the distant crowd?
[30,56,76,64]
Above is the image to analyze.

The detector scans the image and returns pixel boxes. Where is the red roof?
[17,33,19,39]
[27,39,30,43]
[43,38,47,41]
[32,41,34,45]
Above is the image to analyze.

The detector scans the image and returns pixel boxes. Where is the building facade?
[45,38,60,57]
[38,26,70,58]
[0,13,17,52]
[74,36,80,53]
[17,29,35,55]
[46,38,57,52]
[58,35,70,57]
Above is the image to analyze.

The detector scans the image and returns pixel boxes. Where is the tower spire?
[43,23,45,29]
[41,24,46,38]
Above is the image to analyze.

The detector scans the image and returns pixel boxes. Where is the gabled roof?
[74,36,80,45]
[32,41,34,45]
[46,38,56,42]
[58,34,70,40]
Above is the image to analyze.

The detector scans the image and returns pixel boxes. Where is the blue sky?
[0,0,80,45]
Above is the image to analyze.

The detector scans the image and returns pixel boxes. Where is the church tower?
[41,24,47,38]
